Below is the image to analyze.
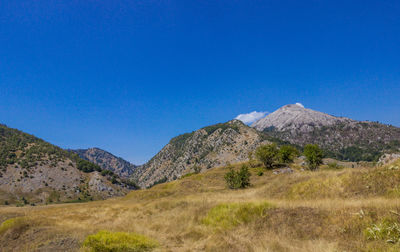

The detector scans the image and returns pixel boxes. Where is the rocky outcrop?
[379,153,400,165]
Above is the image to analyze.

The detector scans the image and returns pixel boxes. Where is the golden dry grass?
[1,159,400,251]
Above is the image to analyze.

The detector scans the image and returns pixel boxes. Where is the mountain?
[0,124,133,205]
[252,104,353,132]
[132,120,269,188]
[252,104,400,161]
[71,148,137,179]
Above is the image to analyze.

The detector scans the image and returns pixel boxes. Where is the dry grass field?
[2,159,400,251]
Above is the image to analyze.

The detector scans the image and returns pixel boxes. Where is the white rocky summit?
[251,104,353,132]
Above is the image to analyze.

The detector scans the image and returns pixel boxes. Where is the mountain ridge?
[132,120,270,188]
[251,104,400,161]
[251,104,354,131]
[0,124,132,205]
[71,147,137,179]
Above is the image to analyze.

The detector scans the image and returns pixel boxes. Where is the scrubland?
[2,159,400,251]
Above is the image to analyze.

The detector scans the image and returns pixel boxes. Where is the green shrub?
[278,145,299,164]
[364,219,400,243]
[82,230,158,252]
[304,144,324,170]
[202,202,273,229]
[255,144,279,169]
[224,165,251,189]
[77,159,102,173]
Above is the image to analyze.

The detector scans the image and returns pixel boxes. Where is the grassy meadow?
[2,159,400,251]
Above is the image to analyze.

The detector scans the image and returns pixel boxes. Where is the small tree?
[224,166,238,189]
[278,145,299,164]
[224,165,251,189]
[237,165,251,188]
[303,144,324,170]
[255,143,279,169]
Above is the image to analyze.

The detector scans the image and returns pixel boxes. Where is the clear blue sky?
[1,1,399,164]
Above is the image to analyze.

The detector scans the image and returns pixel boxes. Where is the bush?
[278,145,299,164]
[77,159,102,173]
[82,230,158,252]
[255,144,279,169]
[303,144,324,170]
[224,165,251,189]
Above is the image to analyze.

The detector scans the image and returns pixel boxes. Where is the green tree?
[224,165,251,189]
[224,166,238,189]
[237,165,251,188]
[278,145,299,164]
[255,143,279,169]
[303,144,324,170]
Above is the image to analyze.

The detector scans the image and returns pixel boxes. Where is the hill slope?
[2,158,400,251]
[252,104,400,161]
[0,124,131,205]
[133,120,269,188]
[72,148,137,179]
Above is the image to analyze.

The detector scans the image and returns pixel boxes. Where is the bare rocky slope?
[252,104,400,161]
[0,124,132,205]
[71,148,137,179]
[252,104,354,132]
[132,120,269,188]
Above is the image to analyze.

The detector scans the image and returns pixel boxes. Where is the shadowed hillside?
[72,148,137,179]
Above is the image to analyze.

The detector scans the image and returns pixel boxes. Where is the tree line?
[225,143,324,189]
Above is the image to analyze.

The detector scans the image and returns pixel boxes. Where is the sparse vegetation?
[364,219,400,244]
[201,121,240,135]
[0,124,133,205]
[82,230,158,252]
[2,156,400,251]
[202,202,273,229]
[0,217,28,235]
[327,162,343,170]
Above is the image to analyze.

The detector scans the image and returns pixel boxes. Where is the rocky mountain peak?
[251,104,353,132]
